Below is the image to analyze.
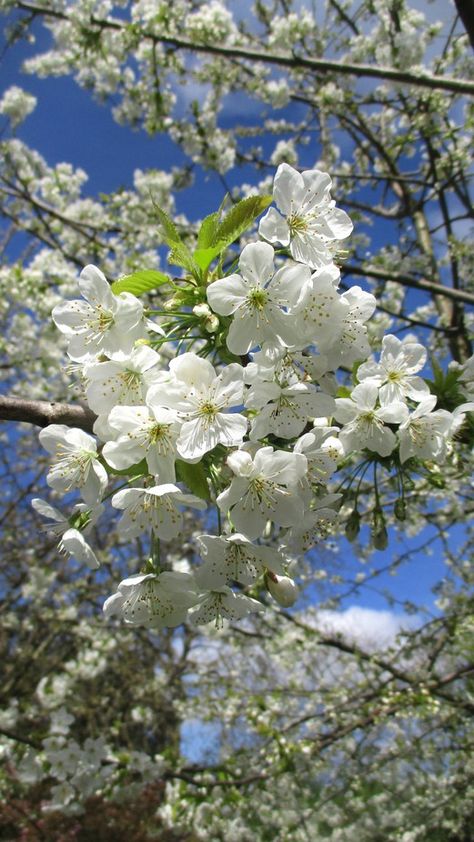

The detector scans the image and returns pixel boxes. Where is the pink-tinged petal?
[273,163,305,214]
[300,169,332,213]
[206,274,248,315]
[238,241,275,286]
[258,207,290,246]
[79,264,114,309]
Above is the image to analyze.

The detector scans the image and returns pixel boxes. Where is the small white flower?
[189,586,263,628]
[207,242,307,354]
[148,353,247,460]
[103,572,198,628]
[84,346,163,414]
[111,484,206,541]
[217,446,308,539]
[247,381,335,440]
[102,405,180,481]
[52,264,146,359]
[334,382,408,457]
[195,533,286,588]
[39,425,108,505]
[398,397,454,463]
[259,163,353,269]
[357,334,429,404]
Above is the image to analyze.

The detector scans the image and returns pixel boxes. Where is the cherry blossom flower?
[111,484,206,541]
[397,397,454,463]
[103,572,198,628]
[84,346,163,414]
[334,382,408,457]
[206,242,306,354]
[247,381,335,440]
[148,353,247,460]
[102,405,181,481]
[258,163,353,269]
[52,264,146,359]
[195,533,286,587]
[189,586,264,628]
[217,446,308,539]
[39,425,108,505]
[357,334,429,404]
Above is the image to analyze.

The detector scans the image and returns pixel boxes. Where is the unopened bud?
[266,574,298,607]
[163,297,180,311]
[192,303,212,318]
[204,314,220,333]
[394,499,406,521]
[345,510,360,542]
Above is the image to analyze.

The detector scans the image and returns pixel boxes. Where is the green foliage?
[111,269,170,296]
[175,459,211,501]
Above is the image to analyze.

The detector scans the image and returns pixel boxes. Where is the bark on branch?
[17,1,474,96]
[0,396,96,433]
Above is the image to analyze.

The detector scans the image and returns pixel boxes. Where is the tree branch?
[0,396,96,433]
[16,1,474,96]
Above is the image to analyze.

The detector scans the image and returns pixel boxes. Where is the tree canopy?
[0,1,473,839]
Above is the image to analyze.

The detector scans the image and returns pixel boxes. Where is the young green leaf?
[212,194,272,248]
[175,459,210,501]
[197,211,220,249]
[111,270,170,296]
[152,201,200,276]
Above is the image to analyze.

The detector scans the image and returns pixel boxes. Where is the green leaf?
[111,269,170,296]
[152,202,199,275]
[197,211,220,249]
[176,459,210,501]
[105,458,148,478]
[193,245,225,272]
[212,194,272,249]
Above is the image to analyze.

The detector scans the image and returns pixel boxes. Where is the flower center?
[247,288,268,312]
[288,213,308,236]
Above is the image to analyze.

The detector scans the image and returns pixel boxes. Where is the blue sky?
[1,5,466,622]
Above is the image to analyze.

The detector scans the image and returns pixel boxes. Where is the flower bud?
[266,574,298,607]
[394,499,406,521]
[193,303,212,318]
[204,314,220,333]
[345,510,360,542]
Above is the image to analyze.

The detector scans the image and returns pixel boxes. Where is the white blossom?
[39,425,108,505]
[259,164,353,269]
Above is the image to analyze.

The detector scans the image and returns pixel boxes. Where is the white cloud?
[310,605,416,649]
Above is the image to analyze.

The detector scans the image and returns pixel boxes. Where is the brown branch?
[16,1,474,96]
[343,263,474,305]
[453,0,474,50]
[0,396,96,433]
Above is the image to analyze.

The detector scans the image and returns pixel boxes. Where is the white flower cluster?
[36,164,472,629]
[0,85,37,127]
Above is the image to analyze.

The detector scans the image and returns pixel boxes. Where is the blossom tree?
[0,1,473,839]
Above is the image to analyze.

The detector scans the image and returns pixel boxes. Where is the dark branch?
[0,396,96,433]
